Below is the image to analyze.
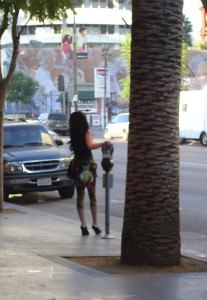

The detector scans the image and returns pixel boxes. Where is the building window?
[118,0,125,9]
[182,104,187,112]
[90,25,100,34]
[119,25,130,34]
[83,0,91,7]
[53,25,61,34]
[74,0,82,7]
[107,0,114,8]
[28,26,36,35]
[117,0,131,9]
[100,25,107,34]
[126,0,132,10]
[100,0,107,8]
[92,0,99,8]
[108,25,114,34]
[17,26,27,35]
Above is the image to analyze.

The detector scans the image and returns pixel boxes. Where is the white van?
[179,90,207,145]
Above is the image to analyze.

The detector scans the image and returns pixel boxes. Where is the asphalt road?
[10,140,207,236]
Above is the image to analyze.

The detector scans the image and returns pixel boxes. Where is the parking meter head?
[101,142,113,159]
[101,142,114,172]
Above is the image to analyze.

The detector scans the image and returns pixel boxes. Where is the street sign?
[92,114,101,126]
[94,67,110,98]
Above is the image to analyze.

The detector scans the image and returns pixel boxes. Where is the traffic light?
[57,75,65,91]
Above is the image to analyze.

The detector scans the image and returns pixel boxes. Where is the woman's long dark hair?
[69,111,90,157]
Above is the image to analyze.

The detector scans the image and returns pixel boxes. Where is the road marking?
[111,199,124,203]
[181,162,207,168]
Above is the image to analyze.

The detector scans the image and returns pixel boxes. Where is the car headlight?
[59,157,72,169]
[4,162,23,174]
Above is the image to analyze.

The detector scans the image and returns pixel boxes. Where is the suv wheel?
[58,185,75,199]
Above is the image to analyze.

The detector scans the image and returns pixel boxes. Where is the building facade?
[2,0,131,126]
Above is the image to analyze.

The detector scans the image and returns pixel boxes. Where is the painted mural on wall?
[5,43,127,114]
[187,50,207,90]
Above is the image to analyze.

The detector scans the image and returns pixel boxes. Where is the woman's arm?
[85,130,103,150]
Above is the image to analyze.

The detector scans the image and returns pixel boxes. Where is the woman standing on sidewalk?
[69,111,107,236]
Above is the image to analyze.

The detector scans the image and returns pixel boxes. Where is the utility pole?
[57,74,66,113]
[102,45,110,128]
[73,13,78,112]
[61,17,67,115]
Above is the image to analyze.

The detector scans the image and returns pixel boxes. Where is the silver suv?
[38,112,69,136]
[3,122,74,202]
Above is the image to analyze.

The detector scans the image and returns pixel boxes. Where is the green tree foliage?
[6,72,39,105]
[119,75,130,100]
[120,15,192,98]
[183,15,192,47]
[119,33,131,100]
[181,16,193,90]
[181,42,190,90]
[0,0,74,211]
[194,40,207,50]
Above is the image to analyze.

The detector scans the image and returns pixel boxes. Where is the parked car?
[37,112,69,136]
[3,122,74,202]
[104,113,129,140]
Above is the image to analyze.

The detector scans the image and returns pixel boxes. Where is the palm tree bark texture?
[121,0,183,266]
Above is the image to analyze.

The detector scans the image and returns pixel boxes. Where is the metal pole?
[103,49,107,128]
[62,92,66,114]
[50,92,52,112]
[73,13,78,112]
[62,18,67,115]
[105,172,110,235]
[102,172,115,239]
[102,45,111,128]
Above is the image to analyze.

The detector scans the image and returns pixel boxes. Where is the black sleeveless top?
[73,132,92,161]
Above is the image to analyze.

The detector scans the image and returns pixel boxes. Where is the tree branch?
[17,16,33,38]
[0,5,10,80]
[0,5,10,39]
[5,7,20,84]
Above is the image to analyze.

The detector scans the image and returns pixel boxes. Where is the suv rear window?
[48,113,67,121]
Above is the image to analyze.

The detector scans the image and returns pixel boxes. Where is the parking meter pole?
[105,171,110,236]
[101,142,115,239]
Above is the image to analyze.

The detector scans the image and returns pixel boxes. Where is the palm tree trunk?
[121,0,183,266]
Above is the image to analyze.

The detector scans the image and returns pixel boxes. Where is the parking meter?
[101,142,114,239]
[101,142,114,173]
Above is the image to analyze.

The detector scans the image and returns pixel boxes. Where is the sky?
[183,0,203,41]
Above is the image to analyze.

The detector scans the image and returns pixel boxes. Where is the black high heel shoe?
[92,225,102,235]
[81,226,89,236]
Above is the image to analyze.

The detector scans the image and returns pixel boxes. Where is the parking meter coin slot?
[101,158,114,173]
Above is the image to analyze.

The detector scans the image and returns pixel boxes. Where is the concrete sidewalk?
[1,202,207,300]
